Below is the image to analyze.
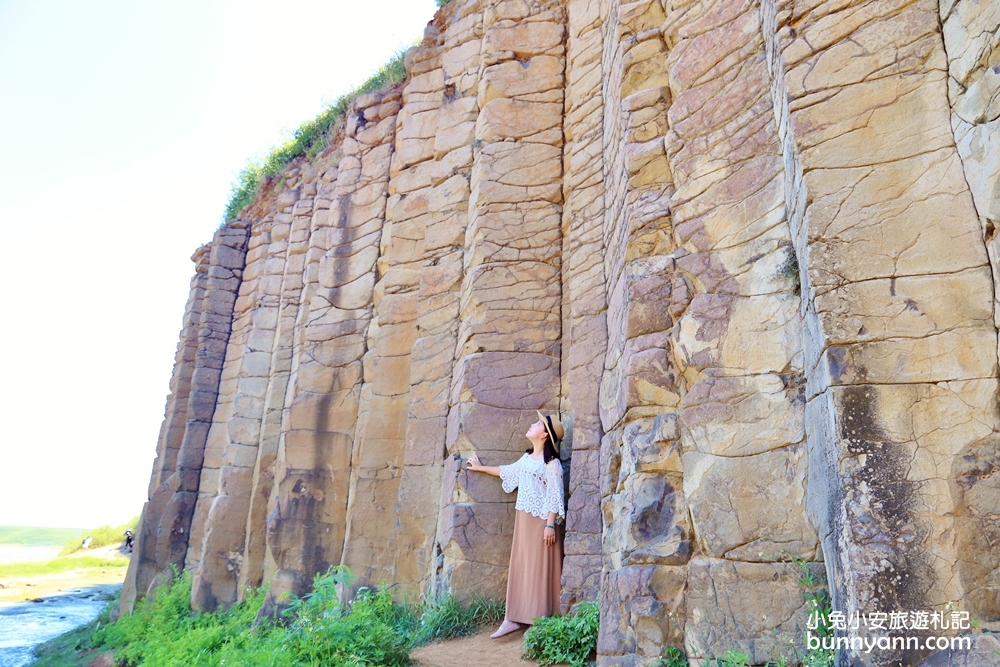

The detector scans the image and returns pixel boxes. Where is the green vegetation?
[410,592,504,645]
[59,516,139,556]
[778,244,801,293]
[33,621,104,667]
[522,600,599,667]
[0,556,127,579]
[795,559,834,667]
[77,565,504,666]
[657,646,687,667]
[715,649,751,666]
[0,525,82,546]
[223,49,409,222]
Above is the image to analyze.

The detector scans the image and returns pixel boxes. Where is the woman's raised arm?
[465,453,501,477]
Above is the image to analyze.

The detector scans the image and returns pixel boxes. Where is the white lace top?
[499,453,565,524]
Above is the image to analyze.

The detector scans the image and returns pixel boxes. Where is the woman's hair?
[526,416,561,464]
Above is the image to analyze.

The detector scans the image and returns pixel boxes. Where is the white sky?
[0,0,438,529]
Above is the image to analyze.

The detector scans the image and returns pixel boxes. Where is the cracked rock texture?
[123,0,1000,664]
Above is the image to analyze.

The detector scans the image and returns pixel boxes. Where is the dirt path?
[68,543,131,560]
[410,628,549,667]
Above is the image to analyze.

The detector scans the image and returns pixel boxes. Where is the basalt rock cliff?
[122,0,1000,664]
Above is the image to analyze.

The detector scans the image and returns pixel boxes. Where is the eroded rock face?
[124,0,1000,664]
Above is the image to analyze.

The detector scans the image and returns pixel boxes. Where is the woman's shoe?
[490,620,521,638]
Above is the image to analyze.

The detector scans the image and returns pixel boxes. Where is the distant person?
[82,536,92,549]
[124,530,134,553]
[465,411,565,639]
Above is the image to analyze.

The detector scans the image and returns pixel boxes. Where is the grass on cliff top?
[0,526,83,546]
[223,48,409,222]
[83,565,504,667]
[58,516,139,556]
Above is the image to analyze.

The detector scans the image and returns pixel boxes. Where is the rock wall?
[123,0,1000,664]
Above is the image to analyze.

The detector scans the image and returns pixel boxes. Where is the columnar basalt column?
[191,194,304,610]
[122,246,210,612]
[339,82,421,585]
[763,0,1000,663]
[255,157,339,606]
[663,0,819,662]
[597,0,690,663]
[598,0,823,662]
[559,0,609,613]
[393,0,484,597]
[942,0,1000,271]
[149,245,210,495]
[438,0,567,600]
[237,170,319,596]
[123,223,248,613]
[262,91,399,608]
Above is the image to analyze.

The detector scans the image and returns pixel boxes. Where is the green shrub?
[716,648,751,666]
[59,516,139,556]
[88,565,505,666]
[657,646,687,667]
[272,566,415,667]
[223,48,409,222]
[522,600,599,667]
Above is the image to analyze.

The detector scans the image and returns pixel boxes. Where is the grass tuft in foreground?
[62,565,504,667]
[522,600,599,667]
[223,49,409,222]
[412,592,505,645]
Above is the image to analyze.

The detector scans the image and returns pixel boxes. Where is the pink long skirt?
[504,509,563,624]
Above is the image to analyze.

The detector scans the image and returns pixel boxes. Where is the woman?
[465,410,566,639]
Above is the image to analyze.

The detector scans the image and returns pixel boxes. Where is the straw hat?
[536,410,565,446]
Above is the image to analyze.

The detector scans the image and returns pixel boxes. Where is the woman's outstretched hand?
[465,454,501,477]
[543,526,556,547]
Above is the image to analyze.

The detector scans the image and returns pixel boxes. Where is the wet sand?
[0,567,128,604]
[0,545,129,603]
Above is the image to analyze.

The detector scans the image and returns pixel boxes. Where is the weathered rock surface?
[124,0,1000,664]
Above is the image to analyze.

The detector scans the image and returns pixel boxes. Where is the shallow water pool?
[0,588,111,667]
